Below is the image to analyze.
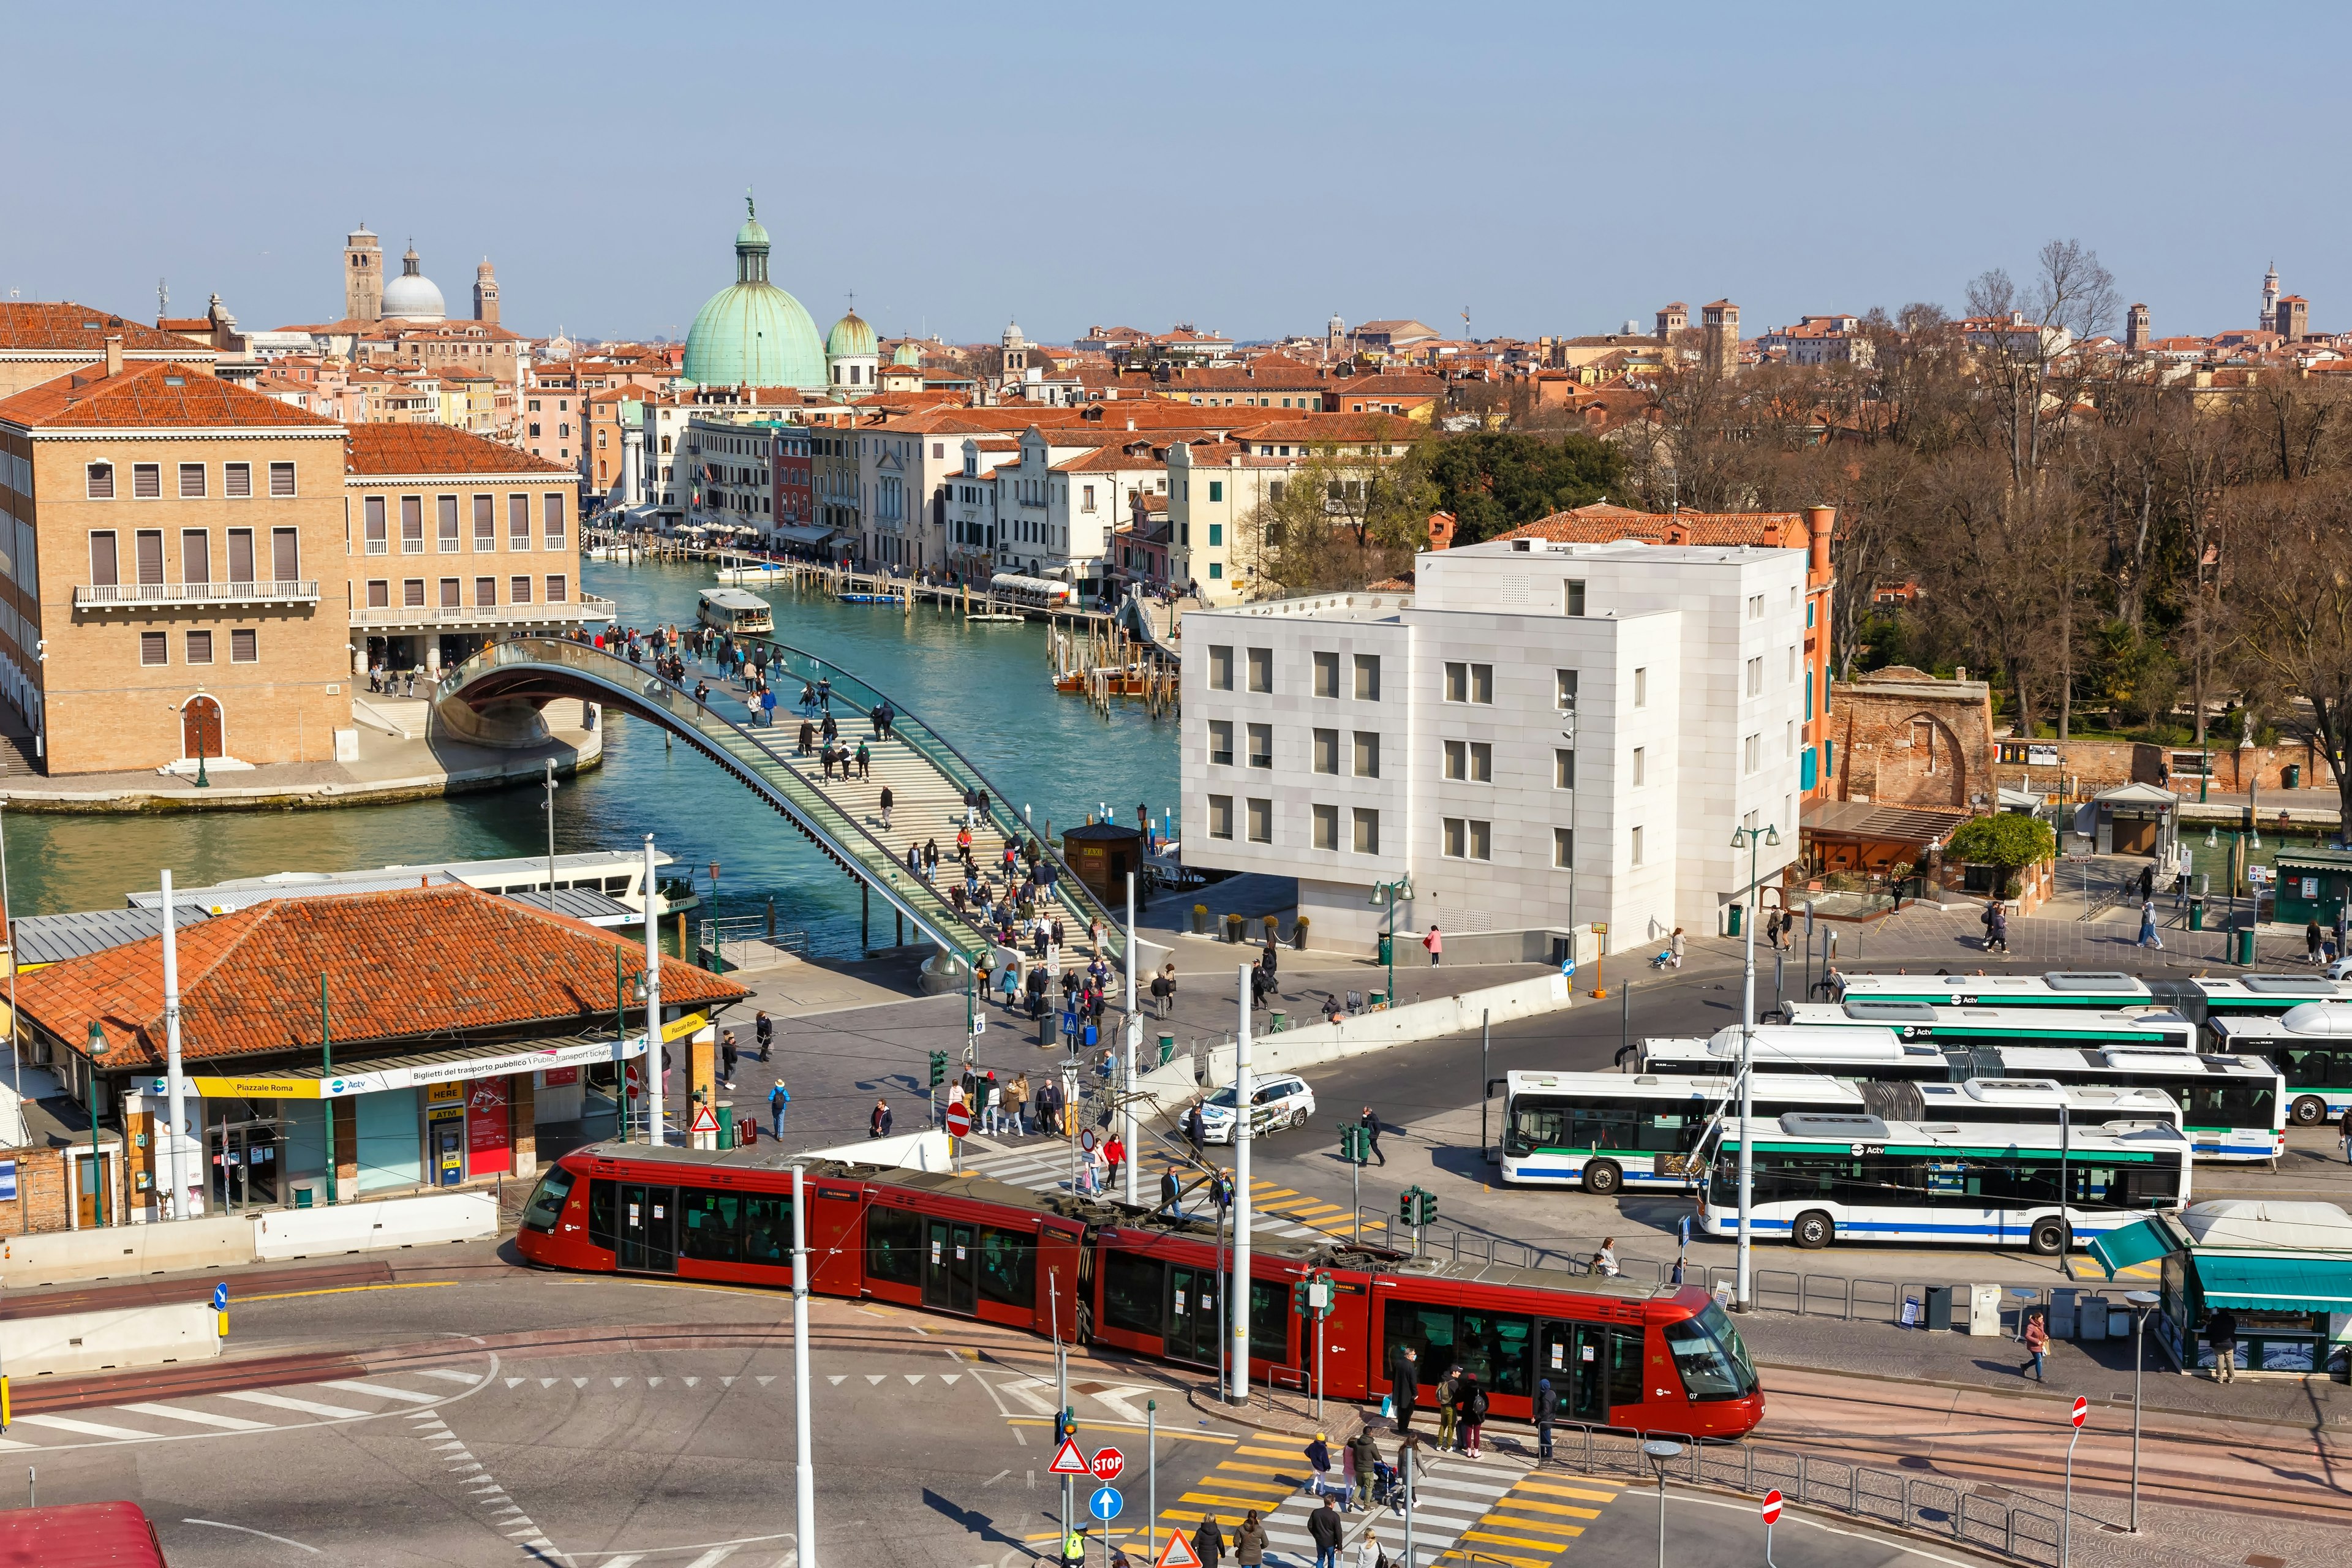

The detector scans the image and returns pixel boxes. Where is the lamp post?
[1729,821,1781,1310]
[1369,875,1412,1005]
[83,1021,108,1229]
[542,759,559,911]
[1642,1439,1683,1568]
[2125,1289,2159,1532]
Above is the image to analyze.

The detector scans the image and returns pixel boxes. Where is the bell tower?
[345,224,382,322]
[474,258,500,325]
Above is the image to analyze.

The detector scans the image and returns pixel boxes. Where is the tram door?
[1166,1265,1220,1365]
[1539,1320,1643,1422]
[617,1184,677,1273]
[924,1219,977,1313]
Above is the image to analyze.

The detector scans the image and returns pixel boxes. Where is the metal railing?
[352,594,614,629]
[75,578,318,608]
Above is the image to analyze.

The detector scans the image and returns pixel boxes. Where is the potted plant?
[1292,915,1311,949]
[1193,903,1208,936]
[1262,914,1281,945]
[1943,813,2058,902]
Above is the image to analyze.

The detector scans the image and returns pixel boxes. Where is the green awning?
[2089,1218,2171,1278]
[2194,1254,2352,1314]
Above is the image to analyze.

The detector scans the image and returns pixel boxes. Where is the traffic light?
[929,1050,949,1088]
[1398,1186,1437,1227]
[1340,1126,1370,1165]
[1294,1280,1313,1317]
[1054,1406,1076,1446]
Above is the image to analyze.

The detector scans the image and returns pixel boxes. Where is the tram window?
[1662,1305,1757,1401]
[1384,1302,1457,1383]
[587,1178,617,1251]
[1101,1253,1164,1336]
[741,1194,792,1265]
[679,1190,741,1264]
[1248,1280,1289,1365]
[976,1226,1036,1309]
[1458,1311,1534,1397]
[1607,1325,1645,1406]
[867,1206,922,1285]
[519,1166,573,1234]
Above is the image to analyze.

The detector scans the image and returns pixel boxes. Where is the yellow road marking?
[1235,1444,1300,1458]
[1487,1509,1589,1534]
[1179,1491,1284,1509]
[1212,1461,1299,1478]
[1192,1477,1291,1496]
[237,1281,456,1303]
[1519,1480,1618,1504]
[1495,1496,1604,1520]
[1436,1548,1548,1568]
[1468,1528,1576,1551]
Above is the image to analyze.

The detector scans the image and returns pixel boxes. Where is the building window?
[438,496,460,551]
[1786,645,1798,682]
[132,462,160,499]
[1313,803,1339,851]
[546,574,567,603]
[1354,654,1379,701]
[364,496,388,554]
[1208,720,1233,766]
[1209,563,1223,579]
[224,461,251,498]
[403,578,426,607]
[1081,484,1096,513]
[1444,818,1492,860]
[1352,807,1379,854]
[140,630,167,666]
[474,576,496,606]
[185,630,213,664]
[1744,733,1760,774]
[231,628,257,663]
[1630,825,1645,865]
[366,579,389,607]
[178,462,205,498]
[1443,739,1467,781]
[1353,731,1379,778]
[510,575,533,604]
[1747,593,1765,620]
[1246,723,1272,768]
[1555,748,1575,790]
[135,529,164,584]
[1556,669,1578,711]
[473,494,495,548]
[1313,728,1339,774]
[1444,662,1493,703]
[1633,746,1647,786]
[509,493,531,550]
[1634,667,1648,708]
[269,462,295,497]
[1208,794,1234,840]
[1564,579,1585,616]
[1746,656,1762,696]
[1246,797,1272,843]
[88,530,118,585]
[544,492,567,549]
[401,496,424,554]
[1208,480,1223,502]
[181,529,209,583]
[1553,827,1574,869]
[1313,650,1340,698]
[1270,480,1286,503]
[439,578,460,608]
[86,462,115,499]
[1207,522,1223,547]
[1208,646,1233,691]
[1246,647,1272,693]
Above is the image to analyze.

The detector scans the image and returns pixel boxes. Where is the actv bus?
[1974,1047,2285,1163]
[1827,970,2153,1012]
[2209,1001,2352,1125]
[1698,1112,2193,1253]
[1501,1071,1864,1193]
[1779,1000,2198,1054]
[1639,1025,1953,1081]
[516,1142,1765,1438]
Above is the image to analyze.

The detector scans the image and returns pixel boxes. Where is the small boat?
[837,592,904,605]
[715,564,792,586]
[965,612,1025,624]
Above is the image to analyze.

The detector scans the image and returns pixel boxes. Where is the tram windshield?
[520,1167,574,1234]
[1662,1302,1758,1401]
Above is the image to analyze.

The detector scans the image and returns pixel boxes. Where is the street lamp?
[1729,820,1781,1310]
[84,1020,108,1229]
[2125,1289,2159,1532]
[1368,875,1413,1005]
[1642,1438,1683,1568]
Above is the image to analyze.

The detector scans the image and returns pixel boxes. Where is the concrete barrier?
[1202,971,1574,1087]
[798,1128,952,1172]
[0,1216,257,1288]
[251,1191,499,1261]
[1,1302,220,1377]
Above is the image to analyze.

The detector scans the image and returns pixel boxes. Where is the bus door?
[809,1186,865,1295]
[617,1183,677,1273]
[1166,1264,1220,1365]
[924,1218,978,1313]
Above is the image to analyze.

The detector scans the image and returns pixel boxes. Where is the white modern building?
[1178,535,1807,954]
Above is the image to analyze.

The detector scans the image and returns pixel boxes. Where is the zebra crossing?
[0,1364,484,1452]
[957,1142,1357,1241]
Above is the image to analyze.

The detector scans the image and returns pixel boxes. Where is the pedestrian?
[720,1031,740,1090]
[1232,1510,1268,1567]
[755,1009,774,1063]
[1387,1340,1418,1431]
[984,1072,1003,1136]
[2309,919,2324,966]
[1988,906,2008,954]
[1307,1493,1343,1568]
[1104,1131,1126,1189]
[1764,908,1782,951]
[1161,1163,1182,1216]
[2339,1104,2352,1164]
[768,1080,790,1139]
[2138,897,2163,949]
[1669,926,1687,968]
[854,739,870,781]
[1594,1235,1621,1276]
[1354,1528,1388,1568]
[1347,1428,1381,1511]
[1187,1097,1205,1156]
[869,1098,892,1138]
[1455,1372,1488,1458]
[1533,1376,1557,1461]
[1150,965,1172,1019]
[2208,1307,2239,1383]
[1305,1431,1337,1506]
[878,784,893,832]
[1191,1517,1226,1567]
[1434,1363,1460,1452]
[2020,1308,2049,1382]
[2139,862,2155,903]
[1423,924,1442,967]
[1007,1072,1030,1136]
[1360,1106,1386,1166]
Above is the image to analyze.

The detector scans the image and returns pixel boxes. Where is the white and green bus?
[1978,1047,2285,1163]
[1778,1000,2198,1054]
[2206,1002,2352,1126]
[1638,1025,1954,1081]
[1501,1071,1862,1193]
[1829,970,2153,1012]
[1697,1112,2193,1254]
[1863,1077,2187,1136]
[2171,975,2352,1040]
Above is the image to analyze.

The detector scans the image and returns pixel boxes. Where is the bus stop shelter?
[2091,1199,2352,1377]
[2089,782,2177,856]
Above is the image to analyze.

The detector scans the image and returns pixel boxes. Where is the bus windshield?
[1662,1302,1757,1400]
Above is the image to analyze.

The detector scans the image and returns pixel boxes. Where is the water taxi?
[696,587,775,636]
[127,849,700,920]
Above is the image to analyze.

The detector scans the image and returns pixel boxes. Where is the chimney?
[1805,504,1835,581]
[104,335,124,378]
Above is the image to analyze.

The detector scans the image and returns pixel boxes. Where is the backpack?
[1468,1389,1488,1419]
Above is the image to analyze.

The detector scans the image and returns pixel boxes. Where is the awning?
[151,1012,707,1100]
[2194,1254,2352,1314]
[2089,1216,2173,1278]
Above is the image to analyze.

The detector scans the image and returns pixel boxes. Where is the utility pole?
[791,1163,816,1567]
[543,758,558,910]
[1228,963,1252,1406]
[1731,822,1779,1310]
[643,835,664,1144]
[159,871,185,1221]
[1123,872,1139,1204]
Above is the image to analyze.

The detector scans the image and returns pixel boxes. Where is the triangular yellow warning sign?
[1049,1436,1090,1476]
[1155,1529,1204,1568]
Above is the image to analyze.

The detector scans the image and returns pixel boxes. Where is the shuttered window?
[140,631,167,665]
[474,576,496,606]
[178,462,205,498]
[268,462,295,496]
[86,463,114,499]
[508,494,530,549]
[185,630,213,665]
[89,531,119,586]
[437,495,459,550]
[363,496,387,554]
[545,574,567,603]
[133,464,160,499]
[543,492,566,548]
[231,628,257,663]
[136,530,164,584]
[509,575,532,603]
[180,529,209,584]
[473,494,495,547]
[400,496,423,553]
[271,528,298,581]
[403,579,425,606]
[224,462,251,498]
[228,529,255,584]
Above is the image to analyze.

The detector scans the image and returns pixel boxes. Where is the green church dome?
[826,309,877,360]
[682,198,825,392]
[892,341,924,366]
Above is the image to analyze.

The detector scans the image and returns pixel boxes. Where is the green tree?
[1420,431,1620,544]
[1230,431,1438,597]
[1944,813,2057,897]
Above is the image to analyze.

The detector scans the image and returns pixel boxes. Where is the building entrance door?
[75,1152,113,1229]
[183,696,222,760]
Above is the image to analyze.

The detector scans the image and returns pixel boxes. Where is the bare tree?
[2230,486,2352,827]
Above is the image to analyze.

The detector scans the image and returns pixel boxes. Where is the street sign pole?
[1400,1442,1415,1568]
[1124,872,1139,1205]
[2064,1396,2087,1568]
[1146,1397,1157,1566]
[791,1163,816,1568]
[1229,963,1252,1407]
[1760,1488,1783,1568]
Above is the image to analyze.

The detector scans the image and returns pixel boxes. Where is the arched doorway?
[182,695,222,760]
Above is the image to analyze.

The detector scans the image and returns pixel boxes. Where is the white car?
[1197,1074,1317,1144]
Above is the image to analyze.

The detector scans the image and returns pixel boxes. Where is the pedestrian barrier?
[252,1191,499,1261]
[0,1302,221,1378]
[1197,970,1575,1087]
[0,1215,258,1287]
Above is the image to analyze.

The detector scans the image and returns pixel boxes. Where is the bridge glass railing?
[439,637,991,964]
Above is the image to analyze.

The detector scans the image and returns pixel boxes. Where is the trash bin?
[1370,990,1387,1010]
[1728,903,1744,937]
[2234,927,2257,965]
[1268,1011,1286,1033]
[1158,1032,1176,1066]
[1040,1008,1061,1049]
[1967,1284,2005,1336]
[717,1104,734,1147]
[2285,764,2302,790]
[2078,1295,2108,1341]
[291,1180,318,1210]
[1377,933,1394,967]
[2049,1287,2078,1338]
[2189,897,2205,930]
[1923,1285,1956,1332]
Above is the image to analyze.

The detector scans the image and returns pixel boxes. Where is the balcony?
[76,580,320,610]
[348,593,616,631]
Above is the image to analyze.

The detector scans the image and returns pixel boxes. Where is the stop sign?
[2070,1396,2089,1430]
[1760,1488,1783,1525]
[944,1102,973,1138]
[1091,1446,1126,1482]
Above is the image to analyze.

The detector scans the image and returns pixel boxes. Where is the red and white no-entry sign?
[944,1102,972,1138]
[1760,1488,1783,1525]
[2070,1396,2089,1429]
[1090,1446,1127,1482]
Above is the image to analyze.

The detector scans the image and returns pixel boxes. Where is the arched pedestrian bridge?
[434,635,1129,966]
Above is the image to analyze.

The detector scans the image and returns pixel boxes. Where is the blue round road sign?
[1089,1485,1123,1521]
[212,1283,228,1311]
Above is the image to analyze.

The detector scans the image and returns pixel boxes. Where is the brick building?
[1802,666,1997,886]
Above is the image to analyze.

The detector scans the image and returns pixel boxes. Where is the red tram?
[516,1142,1763,1439]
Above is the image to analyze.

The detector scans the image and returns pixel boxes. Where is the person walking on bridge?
[879,783,893,831]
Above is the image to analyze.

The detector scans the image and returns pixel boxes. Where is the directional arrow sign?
[1760,1489,1783,1525]
[2070,1396,2089,1430]
[1090,1446,1126,1483]
[1089,1485,1123,1522]
[1048,1437,1091,1476]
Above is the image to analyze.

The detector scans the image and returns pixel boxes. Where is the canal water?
[8,561,1178,953]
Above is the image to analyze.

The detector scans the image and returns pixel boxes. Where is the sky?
[7,1,2350,349]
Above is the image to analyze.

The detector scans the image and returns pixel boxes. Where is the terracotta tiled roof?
[345,424,574,478]
[0,302,213,355]
[1226,415,1417,445]
[14,885,748,1070]
[0,360,339,431]
[1495,502,1804,548]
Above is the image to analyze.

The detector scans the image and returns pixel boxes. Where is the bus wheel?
[1583,1160,1622,1196]
[2291,1094,2328,1126]
[2031,1218,2071,1256]
[1792,1210,1833,1249]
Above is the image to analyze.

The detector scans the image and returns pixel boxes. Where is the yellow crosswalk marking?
[1235,1444,1300,1458]
[1179,1491,1283,1509]
[1520,1480,1619,1504]
[1194,1477,1291,1496]
[1434,1548,1549,1568]
[1496,1496,1603,1520]
[1467,1528,1575,1552]
[1487,1508,1588,1535]
[1212,1461,1300,1478]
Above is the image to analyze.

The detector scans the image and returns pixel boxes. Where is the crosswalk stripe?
[1519,1480,1618,1503]
[115,1401,273,1431]
[1447,1549,1550,1568]
[415,1368,477,1383]
[8,1413,162,1442]
[318,1379,442,1404]
[220,1390,372,1420]
[1495,1497,1603,1520]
